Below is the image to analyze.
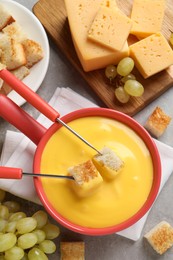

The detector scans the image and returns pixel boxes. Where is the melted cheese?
[40,116,153,228]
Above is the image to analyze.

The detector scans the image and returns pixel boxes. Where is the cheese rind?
[130,0,165,39]
[129,33,173,78]
[88,6,132,51]
[64,0,129,71]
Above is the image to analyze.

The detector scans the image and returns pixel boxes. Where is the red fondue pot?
[0,69,161,235]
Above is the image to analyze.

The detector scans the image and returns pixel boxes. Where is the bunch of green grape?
[0,189,60,260]
[105,57,144,104]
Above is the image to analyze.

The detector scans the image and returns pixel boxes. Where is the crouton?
[0,62,6,70]
[144,221,173,255]
[145,107,171,138]
[22,39,44,68]
[2,66,30,95]
[0,35,26,70]
[60,242,85,260]
[68,160,103,197]
[92,146,124,179]
[2,21,27,43]
[0,4,15,31]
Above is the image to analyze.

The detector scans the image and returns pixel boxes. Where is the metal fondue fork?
[0,166,74,180]
[0,69,102,155]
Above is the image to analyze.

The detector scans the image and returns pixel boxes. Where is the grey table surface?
[1,0,173,259]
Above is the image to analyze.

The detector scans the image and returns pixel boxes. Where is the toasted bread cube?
[2,66,30,95]
[0,35,26,70]
[2,21,27,43]
[60,242,85,260]
[22,39,44,68]
[0,62,6,70]
[92,146,124,179]
[0,4,15,31]
[88,6,132,51]
[0,78,3,89]
[145,107,171,138]
[68,160,103,197]
[144,221,173,255]
[0,62,6,90]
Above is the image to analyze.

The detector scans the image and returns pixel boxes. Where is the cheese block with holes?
[88,6,132,51]
[64,0,129,71]
[129,33,173,78]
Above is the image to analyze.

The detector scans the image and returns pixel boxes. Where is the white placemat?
[1,87,173,241]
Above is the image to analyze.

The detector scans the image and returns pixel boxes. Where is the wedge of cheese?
[88,6,132,51]
[130,0,166,39]
[64,0,129,71]
[129,33,173,78]
[68,160,103,198]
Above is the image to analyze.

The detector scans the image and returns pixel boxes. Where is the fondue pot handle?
[0,94,46,145]
[0,166,22,179]
[0,69,60,122]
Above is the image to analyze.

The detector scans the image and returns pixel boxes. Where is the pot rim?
[33,107,161,236]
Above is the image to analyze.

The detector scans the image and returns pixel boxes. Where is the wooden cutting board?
[33,0,173,116]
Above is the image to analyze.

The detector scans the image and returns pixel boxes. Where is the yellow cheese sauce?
[40,116,153,228]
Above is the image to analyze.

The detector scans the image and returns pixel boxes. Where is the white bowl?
[0,0,50,106]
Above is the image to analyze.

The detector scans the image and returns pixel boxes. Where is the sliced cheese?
[88,6,132,51]
[130,0,166,39]
[100,0,118,8]
[64,0,129,71]
[129,32,173,78]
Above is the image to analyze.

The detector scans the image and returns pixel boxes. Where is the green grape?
[32,211,48,229]
[0,189,6,202]
[121,73,136,83]
[42,223,60,239]
[32,230,46,243]
[0,205,9,220]
[3,201,20,213]
[115,87,130,103]
[124,79,144,97]
[117,57,134,76]
[0,233,17,252]
[17,233,38,249]
[5,221,17,233]
[38,240,56,254]
[105,65,117,80]
[21,252,28,260]
[4,246,24,260]
[9,212,26,222]
[28,248,48,260]
[0,219,7,232]
[16,217,37,234]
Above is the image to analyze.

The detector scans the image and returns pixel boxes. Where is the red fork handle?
[0,94,46,145]
[0,69,60,122]
[0,166,22,179]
